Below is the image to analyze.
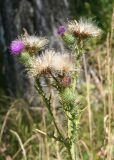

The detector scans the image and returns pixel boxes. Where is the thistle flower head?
[29,50,75,77]
[10,40,25,55]
[21,35,49,54]
[57,25,66,35]
[29,57,47,76]
[67,18,102,39]
[29,50,55,76]
[51,53,75,73]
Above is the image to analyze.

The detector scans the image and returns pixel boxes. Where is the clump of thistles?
[10,40,25,55]
[67,18,102,39]
[29,50,75,76]
[21,35,49,54]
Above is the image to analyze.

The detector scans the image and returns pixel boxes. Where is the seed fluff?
[21,35,49,54]
[67,18,102,39]
[29,50,75,77]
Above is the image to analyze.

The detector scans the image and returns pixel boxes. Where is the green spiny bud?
[62,33,76,44]
[61,88,76,105]
[17,51,31,65]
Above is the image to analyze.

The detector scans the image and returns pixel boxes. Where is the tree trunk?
[0,0,69,104]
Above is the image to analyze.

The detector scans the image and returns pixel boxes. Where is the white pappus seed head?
[29,50,75,77]
[29,49,55,76]
[51,53,75,73]
[21,35,49,54]
[67,18,102,39]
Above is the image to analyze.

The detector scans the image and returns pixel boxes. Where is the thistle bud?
[62,33,76,44]
[17,51,31,65]
[57,25,76,44]
[61,88,76,106]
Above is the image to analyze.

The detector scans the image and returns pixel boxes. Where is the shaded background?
[0,0,69,102]
[0,0,113,101]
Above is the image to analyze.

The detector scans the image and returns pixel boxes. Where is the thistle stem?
[35,79,62,137]
[68,41,84,160]
[35,78,73,159]
[67,113,75,160]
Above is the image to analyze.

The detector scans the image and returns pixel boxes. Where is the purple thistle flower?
[10,40,25,55]
[57,25,66,35]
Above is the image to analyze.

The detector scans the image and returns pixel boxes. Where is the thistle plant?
[10,18,101,160]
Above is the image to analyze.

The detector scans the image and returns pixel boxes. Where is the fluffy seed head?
[67,18,102,39]
[51,53,75,73]
[10,40,25,55]
[29,50,75,77]
[29,50,55,76]
[21,35,49,54]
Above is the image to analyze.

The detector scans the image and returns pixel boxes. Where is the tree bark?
[0,0,69,104]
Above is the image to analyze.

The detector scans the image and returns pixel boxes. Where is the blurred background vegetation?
[70,0,113,33]
[0,0,114,160]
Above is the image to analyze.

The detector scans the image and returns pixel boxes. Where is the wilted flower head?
[10,40,25,55]
[21,35,49,54]
[57,25,66,35]
[67,18,101,39]
[29,50,55,76]
[61,76,72,87]
[51,53,75,73]
[29,50,75,77]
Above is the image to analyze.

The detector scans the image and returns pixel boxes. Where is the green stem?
[68,113,75,160]
[67,147,73,160]
[35,78,73,159]
[35,79,62,137]
[69,40,84,160]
